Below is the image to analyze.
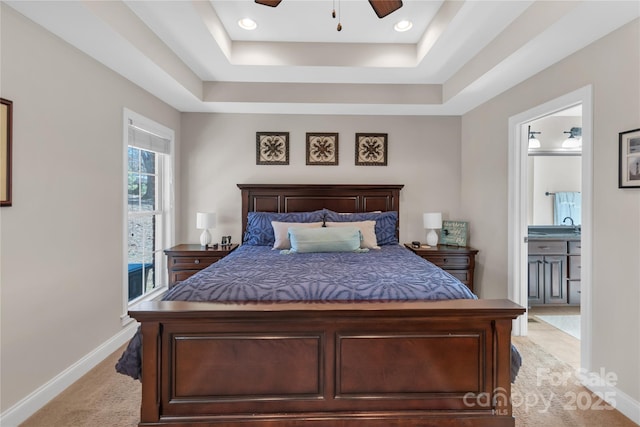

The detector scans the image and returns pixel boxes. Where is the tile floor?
[535,314,580,339]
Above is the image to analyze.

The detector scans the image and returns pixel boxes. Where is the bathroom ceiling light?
[562,127,582,149]
[528,131,541,149]
[394,20,413,32]
[527,126,541,149]
[238,18,257,30]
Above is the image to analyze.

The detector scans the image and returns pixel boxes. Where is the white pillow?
[271,221,323,249]
[325,220,379,249]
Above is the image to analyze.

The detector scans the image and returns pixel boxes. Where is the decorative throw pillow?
[243,210,325,246]
[286,226,366,253]
[272,221,323,249]
[323,210,398,245]
[325,220,379,249]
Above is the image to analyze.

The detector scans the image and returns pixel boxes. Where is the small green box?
[441,220,469,246]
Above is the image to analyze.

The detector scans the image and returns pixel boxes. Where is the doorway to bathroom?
[525,105,582,366]
[507,85,593,372]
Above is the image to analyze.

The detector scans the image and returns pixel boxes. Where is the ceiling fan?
[255,0,403,19]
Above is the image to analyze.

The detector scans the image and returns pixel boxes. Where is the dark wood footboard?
[130,299,524,427]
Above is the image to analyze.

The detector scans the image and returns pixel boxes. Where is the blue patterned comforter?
[116,245,520,380]
[164,244,476,302]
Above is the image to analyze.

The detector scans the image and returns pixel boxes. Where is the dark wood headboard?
[237,184,403,236]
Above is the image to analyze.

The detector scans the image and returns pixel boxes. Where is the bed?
[119,184,525,427]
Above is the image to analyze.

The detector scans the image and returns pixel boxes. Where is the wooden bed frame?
[129,184,525,427]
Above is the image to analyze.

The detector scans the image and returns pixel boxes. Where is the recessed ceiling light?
[238,18,257,31]
[394,20,413,32]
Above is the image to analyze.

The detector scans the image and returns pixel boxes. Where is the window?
[124,110,173,311]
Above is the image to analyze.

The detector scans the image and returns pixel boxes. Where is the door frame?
[507,85,593,371]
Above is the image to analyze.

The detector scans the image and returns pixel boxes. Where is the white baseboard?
[584,372,640,425]
[0,322,138,427]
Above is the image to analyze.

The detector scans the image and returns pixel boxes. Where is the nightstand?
[164,243,239,288]
[404,243,478,292]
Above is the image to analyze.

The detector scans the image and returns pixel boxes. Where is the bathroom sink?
[528,226,581,237]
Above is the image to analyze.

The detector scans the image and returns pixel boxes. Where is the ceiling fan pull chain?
[336,0,342,31]
[332,0,336,18]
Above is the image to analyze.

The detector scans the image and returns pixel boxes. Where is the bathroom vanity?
[527,226,581,307]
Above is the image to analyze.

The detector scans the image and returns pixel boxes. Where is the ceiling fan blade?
[255,0,282,7]
[368,0,403,18]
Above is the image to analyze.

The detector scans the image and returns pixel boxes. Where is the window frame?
[122,109,175,325]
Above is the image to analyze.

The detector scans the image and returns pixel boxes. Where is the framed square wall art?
[306,133,338,165]
[256,132,289,165]
[1,98,12,207]
[618,128,640,188]
[355,133,387,166]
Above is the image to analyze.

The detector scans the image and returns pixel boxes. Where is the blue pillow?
[286,226,365,253]
[243,210,325,246]
[323,209,398,245]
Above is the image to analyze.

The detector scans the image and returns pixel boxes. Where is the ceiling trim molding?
[203,82,442,105]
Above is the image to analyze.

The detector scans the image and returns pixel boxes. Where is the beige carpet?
[512,336,636,427]
[21,339,637,427]
[21,346,140,427]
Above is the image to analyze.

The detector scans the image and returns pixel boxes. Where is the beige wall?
[0,6,180,411]
[2,1,639,420]
[179,113,462,246]
[461,19,640,402]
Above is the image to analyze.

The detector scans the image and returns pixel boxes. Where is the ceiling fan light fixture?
[238,18,257,30]
[394,20,412,32]
[369,0,404,18]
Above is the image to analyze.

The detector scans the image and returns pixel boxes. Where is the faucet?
[563,217,574,226]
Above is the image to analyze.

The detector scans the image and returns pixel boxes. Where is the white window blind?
[128,121,170,154]
[123,110,174,316]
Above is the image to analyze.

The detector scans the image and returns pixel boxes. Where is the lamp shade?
[562,136,581,149]
[562,127,582,149]
[196,212,216,246]
[423,213,442,229]
[528,130,541,149]
[196,212,216,230]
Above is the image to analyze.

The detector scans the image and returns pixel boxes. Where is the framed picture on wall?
[306,133,338,165]
[355,133,387,166]
[256,132,289,165]
[618,128,640,188]
[1,98,12,207]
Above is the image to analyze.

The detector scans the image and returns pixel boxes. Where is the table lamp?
[196,212,216,247]
[423,212,442,247]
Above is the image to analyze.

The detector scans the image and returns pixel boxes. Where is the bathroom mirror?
[526,109,582,226]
